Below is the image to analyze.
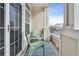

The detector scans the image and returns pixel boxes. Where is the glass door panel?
[10,4,15,56]
[10,3,22,56]
[10,44,14,56]
[0,3,4,56]
[0,29,4,48]
[0,48,4,56]
[0,7,4,27]
[15,42,18,55]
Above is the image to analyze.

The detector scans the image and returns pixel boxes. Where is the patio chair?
[30,30,43,43]
[25,32,45,56]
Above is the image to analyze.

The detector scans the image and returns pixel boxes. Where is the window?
[25,10,30,23]
[25,23,29,34]
[25,3,30,12]
[25,4,30,34]
[9,3,22,56]
[0,3,4,56]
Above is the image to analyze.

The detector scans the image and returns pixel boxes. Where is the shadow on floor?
[24,41,58,56]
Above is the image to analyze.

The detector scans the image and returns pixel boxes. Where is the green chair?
[30,31,43,43]
[25,31,45,56]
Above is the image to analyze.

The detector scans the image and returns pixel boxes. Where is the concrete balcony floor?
[24,41,58,56]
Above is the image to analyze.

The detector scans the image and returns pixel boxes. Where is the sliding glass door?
[9,3,22,56]
[0,3,27,56]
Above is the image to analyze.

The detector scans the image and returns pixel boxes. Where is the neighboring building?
[55,23,63,30]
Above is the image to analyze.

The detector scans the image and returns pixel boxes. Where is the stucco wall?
[64,3,74,26]
[31,7,44,33]
[31,7,49,41]
[61,3,79,56]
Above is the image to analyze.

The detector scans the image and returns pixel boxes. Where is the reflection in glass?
[0,48,4,56]
[10,45,14,56]
[18,40,22,52]
[10,28,14,44]
[25,10,30,23]
[0,29,4,48]
[19,11,22,28]
[0,3,4,8]
[0,6,4,27]
[15,29,18,41]
[15,42,18,55]
[25,23,29,34]
[10,3,22,56]
[0,3,4,56]
[10,4,14,27]
[19,29,22,40]
[15,14,19,27]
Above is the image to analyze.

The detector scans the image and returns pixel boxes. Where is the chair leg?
[27,47,33,56]
[43,44,45,56]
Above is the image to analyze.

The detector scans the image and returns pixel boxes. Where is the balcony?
[0,3,79,56]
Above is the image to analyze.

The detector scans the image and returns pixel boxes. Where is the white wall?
[31,6,49,41]
[31,7,44,33]
[61,3,79,56]
[68,4,74,26]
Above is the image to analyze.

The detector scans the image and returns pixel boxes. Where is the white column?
[68,3,74,26]
[64,3,74,26]
[4,3,10,56]
[22,3,25,50]
[29,4,32,32]
[43,7,49,41]
[64,3,68,26]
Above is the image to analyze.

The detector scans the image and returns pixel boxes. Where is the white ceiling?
[30,3,49,7]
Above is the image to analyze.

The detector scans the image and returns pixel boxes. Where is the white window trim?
[74,4,79,30]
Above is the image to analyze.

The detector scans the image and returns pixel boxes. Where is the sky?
[48,3,64,26]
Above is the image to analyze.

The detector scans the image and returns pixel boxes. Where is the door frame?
[4,3,10,56]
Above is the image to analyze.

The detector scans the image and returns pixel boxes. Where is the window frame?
[74,3,79,30]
